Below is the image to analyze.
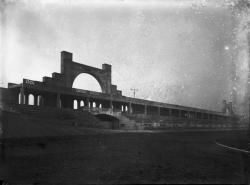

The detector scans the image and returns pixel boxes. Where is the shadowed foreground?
[0,130,249,184]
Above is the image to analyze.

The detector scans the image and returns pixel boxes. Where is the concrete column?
[25,94,29,105]
[96,102,100,109]
[20,87,24,104]
[40,96,44,107]
[86,97,90,108]
[129,102,132,114]
[110,99,113,110]
[34,95,38,106]
[158,107,160,116]
[56,94,61,108]
[194,112,197,119]
[77,100,80,109]
[144,105,147,115]
[178,110,181,118]
[202,113,206,119]
[169,109,172,117]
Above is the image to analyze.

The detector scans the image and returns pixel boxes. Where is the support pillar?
[169,109,172,117]
[40,96,44,107]
[201,113,205,119]
[96,102,99,109]
[194,112,197,119]
[157,107,160,116]
[77,100,80,109]
[144,105,147,115]
[56,94,61,108]
[178,110,181,118]
[110,98,113,110]
[129,102,132,114]
[34,95,38,106]
[25,94,29,105]
[86,97,90,108]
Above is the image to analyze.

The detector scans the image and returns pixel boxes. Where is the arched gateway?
[60,51,112,94]
[40,51,122,96]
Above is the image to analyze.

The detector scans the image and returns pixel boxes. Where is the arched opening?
[93,102,96,108]
[99,104,102,108]
[80,100,84,107]
[18,93,21,104]
[72,73,102,92]
[121,105,124,112]
[28,94,34,105]
[125,106,128,112]
[73,100,78,109]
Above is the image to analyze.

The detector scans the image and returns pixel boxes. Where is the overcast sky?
[1,0,249,113]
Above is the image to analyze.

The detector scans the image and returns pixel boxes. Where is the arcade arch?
[28,94,34,105]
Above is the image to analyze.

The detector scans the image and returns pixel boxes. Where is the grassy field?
[0,129,249,184]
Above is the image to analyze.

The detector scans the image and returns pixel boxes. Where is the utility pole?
[130,88,138,98]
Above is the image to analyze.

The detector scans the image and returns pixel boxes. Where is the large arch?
[42,51,122,96]
[72,73,102,92]
[61,51,111,94]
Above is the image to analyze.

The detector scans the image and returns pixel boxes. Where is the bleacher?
[121,113,236,130]
[3,104,113,129]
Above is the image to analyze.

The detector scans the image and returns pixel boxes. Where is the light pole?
[130,88,138,98]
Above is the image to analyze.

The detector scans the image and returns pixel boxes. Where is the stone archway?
[60,51,112,94]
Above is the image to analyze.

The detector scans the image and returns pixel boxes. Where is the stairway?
[118,115,144,130]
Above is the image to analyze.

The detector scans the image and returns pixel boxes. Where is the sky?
[0,0,249,114]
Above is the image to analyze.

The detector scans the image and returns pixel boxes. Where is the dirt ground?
[0,129,249,184]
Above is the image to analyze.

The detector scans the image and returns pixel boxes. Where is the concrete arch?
[61,51,111,94]
[72,72,103,92]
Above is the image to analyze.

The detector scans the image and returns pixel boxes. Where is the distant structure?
[222,100,234,116]
[0,51,236,129]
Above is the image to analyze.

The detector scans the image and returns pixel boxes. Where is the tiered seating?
[8,104,108,128]
[121,113,236,130]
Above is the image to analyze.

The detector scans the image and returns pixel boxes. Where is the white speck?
[224,46,230,50]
